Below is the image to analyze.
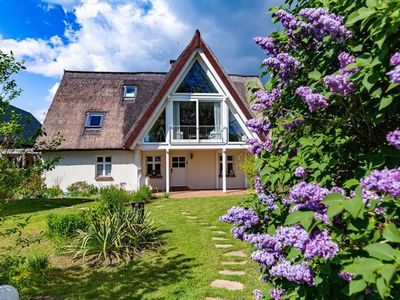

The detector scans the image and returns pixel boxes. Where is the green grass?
[0,195,263,299]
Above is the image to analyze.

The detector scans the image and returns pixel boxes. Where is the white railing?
[170,125,224,142]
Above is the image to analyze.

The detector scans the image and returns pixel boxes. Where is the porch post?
[222,148,227,192]
[134,149,142,191]
[166,148,170,193]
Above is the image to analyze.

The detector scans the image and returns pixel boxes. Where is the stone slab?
[223,251,247,258]
[207,226,218,229]
[187,216,198,219]
[210,279,244,290]
[221,260,247,265]
[215,244,233,248]
[218,270,246,276]
[212,237,228,241]
[212,231,226,235]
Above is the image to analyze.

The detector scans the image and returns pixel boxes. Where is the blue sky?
[0,0,282,122]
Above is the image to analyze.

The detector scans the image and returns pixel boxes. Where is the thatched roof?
[40,31,261,150]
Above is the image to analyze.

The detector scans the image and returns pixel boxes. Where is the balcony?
[170,125,223,143]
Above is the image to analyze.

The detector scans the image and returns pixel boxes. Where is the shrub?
[132,185,153,203]
[14,171,45,199]
[67,181,98,197]
[67,208,160,265]
[238,153,257,188]
[0,255,49,290]
[37,186,64,199]
[97,186,134,212]
[46,213,88,237]
[163,192,170,199]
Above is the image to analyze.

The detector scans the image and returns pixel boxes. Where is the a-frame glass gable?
[144,109,166,143]
[229,109,247,142]
[176,60,218,93]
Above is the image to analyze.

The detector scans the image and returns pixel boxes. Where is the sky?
[0,0,282,123]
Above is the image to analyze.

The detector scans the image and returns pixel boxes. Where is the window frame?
[219,155,235,177]
[123,85,137,100]
[85,112,104,129]
[96,156,112,177]
[146,155,162,178]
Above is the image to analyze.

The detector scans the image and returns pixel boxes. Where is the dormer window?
[85,112,104,128]
[124,85,137,100]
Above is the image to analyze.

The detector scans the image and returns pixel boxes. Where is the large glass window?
[96,156,112,176]
[199,101,221,140]
[173,101,196,139]
[219,155,235,177]
[229,110,247,142]
[146,156,162,178]
[176,61,218,93]
[144,109,166,143]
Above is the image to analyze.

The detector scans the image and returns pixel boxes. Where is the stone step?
[187,216,198,219]
[210,279,244,290]
[221,260,247,265]
[212,237,228,241]
[223,251,247,258]
[212,231,226,235]
[204,297,224,300]
[218,270,246,276]
[215,244,233,248]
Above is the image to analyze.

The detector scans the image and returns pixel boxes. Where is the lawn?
[0,195,263,299]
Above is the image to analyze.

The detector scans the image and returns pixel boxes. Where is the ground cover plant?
[222,0,400,299]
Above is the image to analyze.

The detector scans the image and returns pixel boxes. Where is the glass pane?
[176,61,218,93]
[179,157,185,162]
[144,109,166,143]
[228,163,234,175]
[229,110,246,142]
[172,157,178,162]
[172,162,179,168]
[125,86,136,96]
[105,157,111,162]
[105,164,112,175]
[89,115,102,126]
[155,164,161,171]
[147,164,152,175]
[96,164,104,176]
[97,157,103,162]
[147,156,153,162]
[179,162,185,168]
[228,156,233,161]
[155,156,161,162]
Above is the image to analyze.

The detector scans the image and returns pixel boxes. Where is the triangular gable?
[123,30,253,149]
[175,60,218,93]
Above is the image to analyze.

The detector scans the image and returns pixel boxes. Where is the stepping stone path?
[218,270,246,276]
[187,216,198,219]
[212,237,228,241]
[210,279,244,291]
[154,205,165,208]
[212,231,226,235]
[223,250,247,258]
[221,260,247,265]
[215,244,233,249]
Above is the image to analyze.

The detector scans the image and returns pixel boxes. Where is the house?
[1,105,41,166]
[40,30,261,192]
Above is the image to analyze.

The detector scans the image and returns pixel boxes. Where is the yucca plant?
[66,208,160,265]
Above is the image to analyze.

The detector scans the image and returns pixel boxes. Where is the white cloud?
[1,0,190,78]
[45,82,60,102]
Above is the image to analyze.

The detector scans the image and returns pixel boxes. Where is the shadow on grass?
[0,198,94,217]
[29,248,197,299]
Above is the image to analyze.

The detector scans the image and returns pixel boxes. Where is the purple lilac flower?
[295,86,328,112]
[251,249,278,266]
[386,130,400,150]
[247,138,273,156]
[269,288,285,300]
[331,186,346,195]
[264,53,300,82]
[220,206,259,228]
[390,52,400,66]
[231,226,246,240]
[338,271,353,282]
[304,229,339,259]
[295,166,307,179]
[258,193,278,210]
[360,168,400,198]
[269,260,315,285]
[243,233,280,250]
[252,89,281,111]
[254,36,279,55]
[276,9,298,31]
[253,289,263,300]
[254,176,263,194]
[276,225,309,251]
[374,207,385,215]
[283,119,302,131]
[338,52,356,69]
[299,8,352,42]
[387,65,400,84]
[324,73,355,96]
[246,118,271,135]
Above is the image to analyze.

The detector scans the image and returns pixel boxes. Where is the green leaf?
[346,7,375,26]
[376,277,389,298]
[382,223,400,243]
[366,0,378,8]
[284,210,315,231]
[322,192,345,218]
[308,70,322,81]
[349,279,367,295]
[343,179,359,189]
[364,243,396,261]
[379,264,397,283]
[343,195,364,219]
[379,96,393,110]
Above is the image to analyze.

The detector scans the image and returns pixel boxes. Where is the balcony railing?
[170,125,223,142]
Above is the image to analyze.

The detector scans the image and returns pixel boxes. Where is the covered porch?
[137,148,249,193]
[155,189,249,199]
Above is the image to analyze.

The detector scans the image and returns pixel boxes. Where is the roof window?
[85,112,104,128]
[124,85,137,100]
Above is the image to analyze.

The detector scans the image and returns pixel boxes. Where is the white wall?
[43,150,137,191]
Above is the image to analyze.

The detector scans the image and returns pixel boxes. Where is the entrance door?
[171,156,187,187]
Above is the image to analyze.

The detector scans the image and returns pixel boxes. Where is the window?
[219,155,235,177]
[124,85,137,100]
[172,156,186,168]
[144,109,166,143]
[228,110,247,142]
[176,61,218,93]
[96,156,112,176]
[146,156,162,178]
[85,112,104,128]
